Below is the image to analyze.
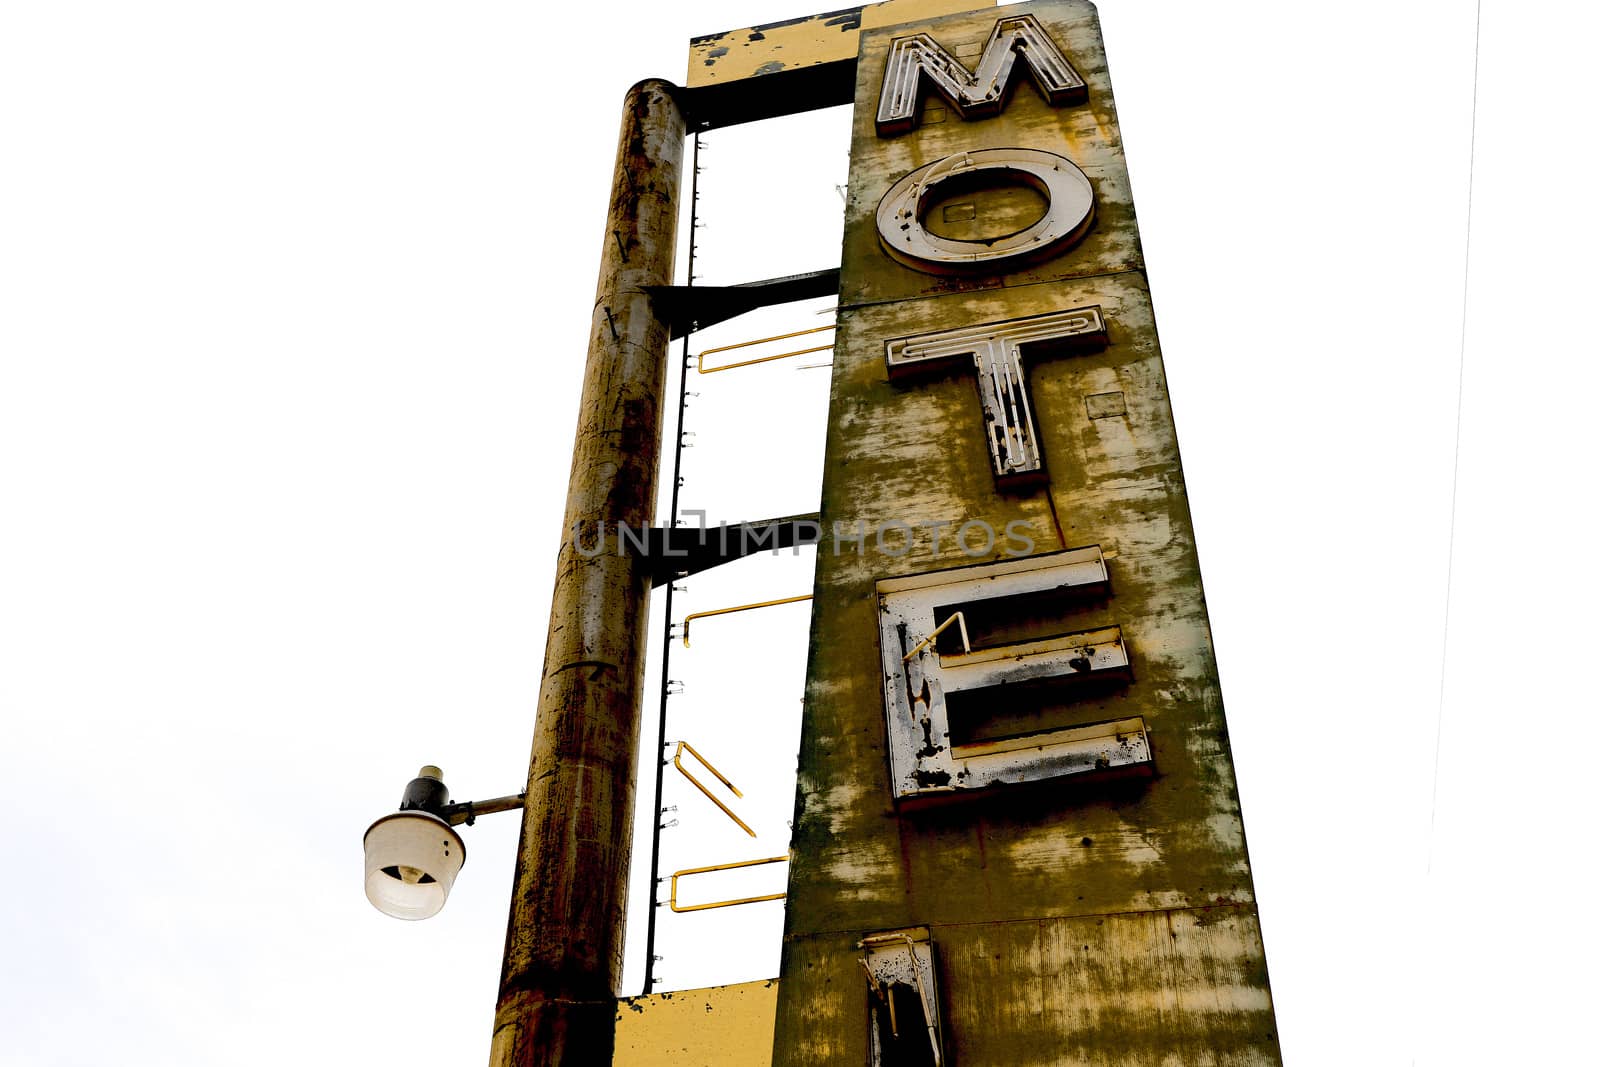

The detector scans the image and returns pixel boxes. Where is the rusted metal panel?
[874,146,1097,272]
[875,11,1087,134]
[775,268,1279,1062]
[770,1,1279,1062]
[781,909,1278,1066]
[837,0,1147,307]
[883,306,1108,483]
[687,0,992,89]
[938,907,1279,1065]
[1084,390,1126,419]
[682,0,994,129]
[878,547,1152,800]
[614,980,780,1066]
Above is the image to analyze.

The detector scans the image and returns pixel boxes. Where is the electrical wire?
[1425,0,1484,879]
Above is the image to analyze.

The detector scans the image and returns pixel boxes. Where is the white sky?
[1,1,1594,1064]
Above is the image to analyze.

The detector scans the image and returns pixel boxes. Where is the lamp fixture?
[362,766,525,920]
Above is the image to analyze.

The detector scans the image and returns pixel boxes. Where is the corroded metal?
[488,78,684,1067]
[687,0,990,87]
[681,1,994,129]
[875,147,1096,272]
[877,547,1147,800]
[858,929,943,1067]
[875,11,1087,135]
[884,305,1107,482]
[773,2,1282,1062]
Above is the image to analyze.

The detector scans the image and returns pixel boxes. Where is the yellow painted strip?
[614,979,780,1067]
[687,0,995,88]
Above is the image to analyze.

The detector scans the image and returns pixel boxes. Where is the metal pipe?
[441,793,527,827]
[667,854,789,912]
[672,740,756,837]
[489,79,684,1067]
[698,340,835,374]
[698,322,836,354]
[901,611,971,661]
[694,323,836,374]
[681,594,812,647]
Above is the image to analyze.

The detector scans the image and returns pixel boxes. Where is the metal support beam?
[490,79,684,1067]
[679,64,857,131]
[646,269,839,339]
[638,512,824,587]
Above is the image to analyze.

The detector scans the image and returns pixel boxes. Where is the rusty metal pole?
[490,79,684,1067]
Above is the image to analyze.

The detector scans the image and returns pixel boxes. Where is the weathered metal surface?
[878,548,1151,800]
[884,307,1107,483]
[875,11,1086,134]
[771,1,1280,1063]
[687,0,992,89]
[875,146,1097,272]
[489,79,684,1067]
[782,907,1275,1065]
[682,0,995,130]
[837,0,1146,308]
[614,980,780,1067]
[859,928,944,1065]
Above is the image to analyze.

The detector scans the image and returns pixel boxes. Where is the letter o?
[874,147,1095,275]
[957,520,996,557]
[876,519,914,558]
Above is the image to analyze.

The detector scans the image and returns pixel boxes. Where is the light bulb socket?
[398,765,451,816]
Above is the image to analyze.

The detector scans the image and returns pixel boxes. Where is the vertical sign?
[772,2,1283,1063]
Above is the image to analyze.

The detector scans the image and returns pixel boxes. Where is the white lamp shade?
[363,810,466,920]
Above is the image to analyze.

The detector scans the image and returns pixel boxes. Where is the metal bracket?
[859,927,944,1067]
[667,855,789,913]
[672,740,757,837]
[438,792,526,827]
[696,323,835,374]
[682,594,813,648]
[645,268,840,339]
[633,513,824,588]
[902,610,970,662]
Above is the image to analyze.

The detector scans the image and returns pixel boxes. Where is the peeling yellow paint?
[686,0,994,88]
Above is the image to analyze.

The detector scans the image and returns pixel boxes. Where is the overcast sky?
[2,2,1594,1065]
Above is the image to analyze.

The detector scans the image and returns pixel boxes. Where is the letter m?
[876,14,1086,136]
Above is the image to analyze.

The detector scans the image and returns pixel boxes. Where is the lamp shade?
[363,810,466,920]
